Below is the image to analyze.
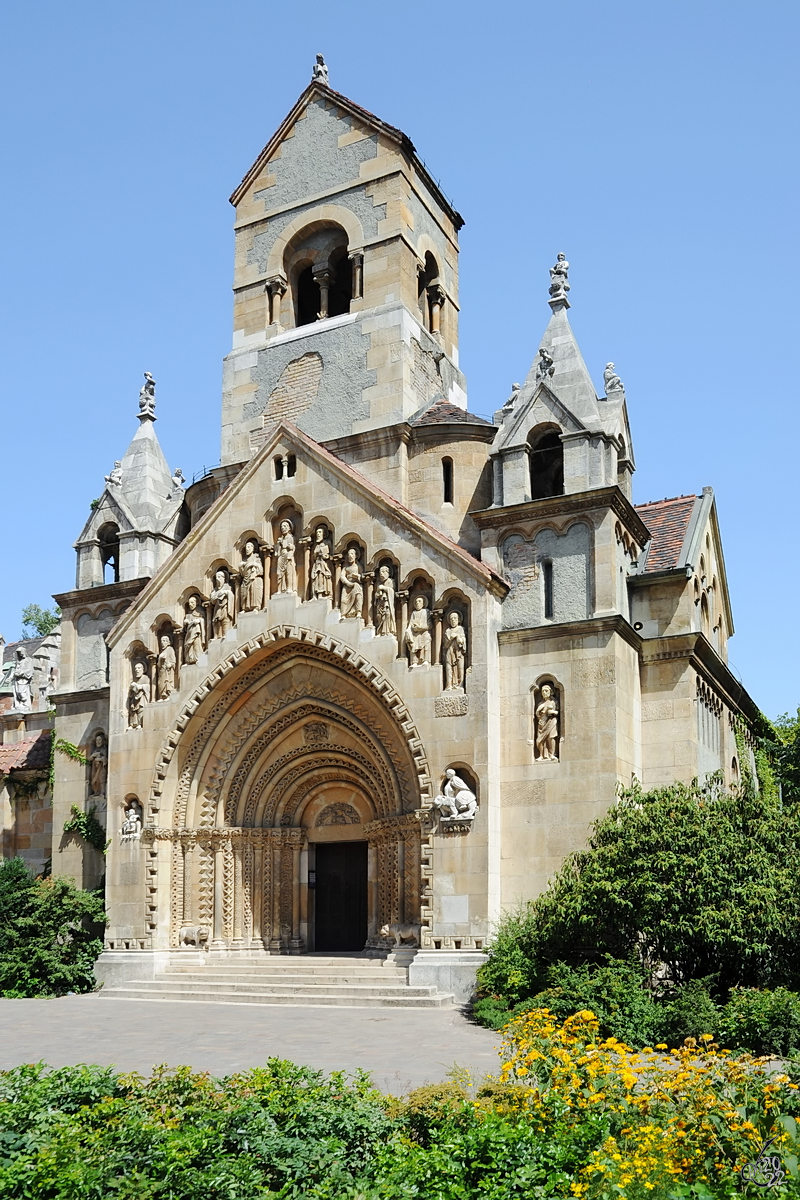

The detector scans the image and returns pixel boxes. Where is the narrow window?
[442,457,453,504]
[528,430,564,499]
[296,265,320,327]
[287,454,297,478]
[543,560,554,619]
[274,457,284,481]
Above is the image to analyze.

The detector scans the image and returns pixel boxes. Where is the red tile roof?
[412,400,492,427]
[0,731,51,774]
[636,495,697,572]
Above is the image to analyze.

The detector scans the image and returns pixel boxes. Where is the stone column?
[213,837,225,943]
[349,251,363,300]
[432,609,443,673]
[229,571,241,625]
[364,571,374,627]
[266,276,287,327]
[290,842,302,954]
[367,840,379,941]
[260,544,272,604]
[182,835,194,924]
[202,599,213,648]
[270,843,282,952]
[397,590,409,659]
[333,555,343,611]
[313,269,332,320]
[300,537,311,601]
[428,285,445,337]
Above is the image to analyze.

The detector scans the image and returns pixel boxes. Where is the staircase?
[99,953,455,1009]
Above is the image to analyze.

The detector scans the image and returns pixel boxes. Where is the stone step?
[163,966,408,982]
[105,977,438,998]
[101,984,455,1009]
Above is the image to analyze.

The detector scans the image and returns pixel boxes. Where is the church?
[1,62,761,1003]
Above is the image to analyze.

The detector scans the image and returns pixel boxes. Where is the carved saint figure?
[501,382,521,415]
[535,346,555,383]
[535,683,560,761]
[240,540,264,611]
[121,801,143,839]
[603,362,624,393]
[89,732,108,797]
[443,611,467,691]
[275,520,296,593]
[105,461,123,486]
[182,595,205,664]
[138,371,156,417]
[11,648,34,711]
[157,634,176,699]
[434,768,478,820]
[312,52,329,84]
[404,595,432,666]
[127,661,151,729]
[340,547,363,618]
[211,570,234,638]
[170,468,185,495]
[548,252,570,301]
[374,564,396,636]
[310,526,332,599]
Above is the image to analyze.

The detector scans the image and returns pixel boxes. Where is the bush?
[658,979,720,1047]
[719,987,800,1057]
[0,858,105,998]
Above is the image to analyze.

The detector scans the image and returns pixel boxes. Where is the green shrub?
[718,986,800,1057]
[0,858,105,998]
[657,979,720,1046]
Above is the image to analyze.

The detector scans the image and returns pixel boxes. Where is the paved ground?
[0,996,500,1092]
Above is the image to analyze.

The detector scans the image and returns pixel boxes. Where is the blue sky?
[1,1,797,718]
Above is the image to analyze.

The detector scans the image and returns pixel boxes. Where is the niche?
[530,678,562,762]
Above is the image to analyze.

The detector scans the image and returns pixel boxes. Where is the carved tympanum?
[316,802,360,826]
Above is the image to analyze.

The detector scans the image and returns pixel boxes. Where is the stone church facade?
[4,68,760,999]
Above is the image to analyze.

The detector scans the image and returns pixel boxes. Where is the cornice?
[641,632,760,723]
[53,578,149,610]
[51,687,110,708]
[471,486,651,545]
[498,613,642,653]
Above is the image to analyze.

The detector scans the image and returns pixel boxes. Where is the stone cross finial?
[548,253,570,310]
[312,53,329,85]
[138,371,156,421]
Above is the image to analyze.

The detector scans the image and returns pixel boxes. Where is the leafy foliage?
[719,987,800,1058]
[0,859,105,998]
[48,736,87,794]
[20,603,60,638]
[775,708,800,805]
[62,804,108,854]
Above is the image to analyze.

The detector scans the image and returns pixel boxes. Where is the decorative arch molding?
[266,205,366,280]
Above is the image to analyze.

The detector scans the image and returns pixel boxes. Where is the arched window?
[295,265,320,327]
[98,523,120,584]
[328,246,353,318]
[287,224,352,328]
[527,429,564,499]
[442,457,453,504]
[543,560,554,619]
[418,251,440,332]
[700,593,710,637]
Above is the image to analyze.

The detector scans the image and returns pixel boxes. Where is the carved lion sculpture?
[179,925,209,949]
[380,922,421,947]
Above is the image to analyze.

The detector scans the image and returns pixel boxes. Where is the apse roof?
[636,495,698,572]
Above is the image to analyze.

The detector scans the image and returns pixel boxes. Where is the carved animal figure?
[179,925,209,949]
[380,922,421,947]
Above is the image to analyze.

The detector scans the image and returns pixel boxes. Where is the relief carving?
[316,802,360,826]
[434,769,478,822]
[434,693,469,717]
[303,721,330,743]
[121,799,143,840]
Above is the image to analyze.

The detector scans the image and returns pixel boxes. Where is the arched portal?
[161,635,426,954]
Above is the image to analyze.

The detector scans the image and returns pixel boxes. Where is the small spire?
[548,253,570,311]
[312,53,329,85]
[137,372,156,422]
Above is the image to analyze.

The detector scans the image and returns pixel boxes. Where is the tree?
[774,707,800,804]
[21,602,61,638]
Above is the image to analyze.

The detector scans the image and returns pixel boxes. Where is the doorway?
[314,841,367,951]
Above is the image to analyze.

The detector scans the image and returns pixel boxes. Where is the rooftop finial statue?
[138,371,156,419]
[312,53,329,85]
[603,362,625,394]
[548,253,570,307]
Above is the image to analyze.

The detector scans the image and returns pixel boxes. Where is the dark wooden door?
[314,841,368,952]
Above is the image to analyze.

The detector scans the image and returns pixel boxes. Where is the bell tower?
[220,57,467,497]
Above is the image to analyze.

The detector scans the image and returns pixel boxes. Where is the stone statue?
[340,547,363,618]
[182,595,205,664]
[312,53,329,84]
[443,611,467,691]
[434,769,478,820]
[404,596,432,666]
[374,564,396,636]
[89,732,108,797]
[11,648,34,712]
[310,526,332,599]
[535,347,555,383]
[211,570,234,637]
[121,801,143,840]
[501,382,521,415]
[535,683,559,761]
[240,540,264,611]
[170,468,185,495]
[548,253,570,301]
[127,661,150,729]
[105,461,123,486]
[275,520,296,593]
[156,634,176,699]
[603,362,625,394]
[138,372,156,417]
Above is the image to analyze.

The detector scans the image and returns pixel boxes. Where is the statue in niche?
[548,252,570,301]
[105,461,123,486]
[127,661,151,729]
[88,732,108,797]
[182,595,205,664]
[138,371,156,417]
[404,595,432,666]
[211,570,234,637]
[312,52,328,84]
[535,346,555,383]
[339,547,363,618]
[275,520,296,593]
[11,647,34,711]
[156,634,176,699]
[603,362,625,394]
[534,683,560,761]
[240,540,264,611]
[434,769,478,820]
[121,800,143,840]
[374,564,396,636]
[310,526,332,599]
[443,611,467,691]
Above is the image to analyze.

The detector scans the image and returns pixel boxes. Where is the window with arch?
[98,523,120,585]
[286,223,353,329]
[527,428,564,499]
[442,457,454,504]
[417,251,440,332]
